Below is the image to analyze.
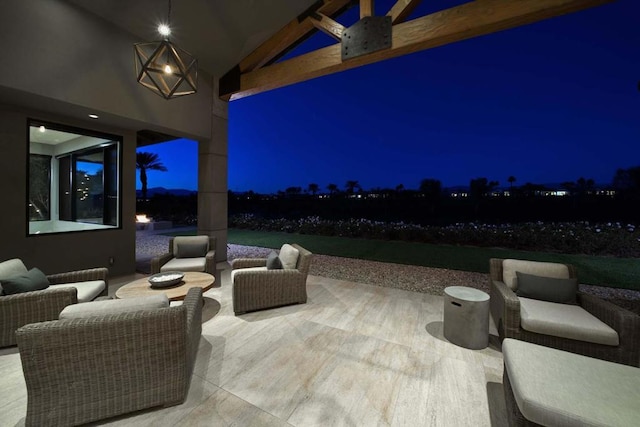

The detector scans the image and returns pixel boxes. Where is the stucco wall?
[0,107,136,276]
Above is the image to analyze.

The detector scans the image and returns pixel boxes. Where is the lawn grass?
[164,228,640,290]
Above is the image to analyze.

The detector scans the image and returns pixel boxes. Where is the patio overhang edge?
[219,0,614,101]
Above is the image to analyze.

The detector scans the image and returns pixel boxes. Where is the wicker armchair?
[232,244,312,315]
[151,235,216,277]
[490,258,640,367]
[16,287,203,427]
[0,259,108,347]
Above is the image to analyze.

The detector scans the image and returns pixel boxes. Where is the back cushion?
[515,272,578,304]
[266,251,283,270]
[173,235,209,258]
[1,268,50,295]
[502,259,570,291]
[0,258,29,294]
[279,244,300,269]
[0,258,29,281]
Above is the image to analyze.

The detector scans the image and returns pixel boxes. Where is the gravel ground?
[137,232,640,315]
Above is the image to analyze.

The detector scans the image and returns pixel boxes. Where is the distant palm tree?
[345,180,361,194]
[326,183,338,195]
[613,166,640,193]
[469,177,499,215]
[508,175,516,189]
[136,152,167,201]
[285,186,302,196]
[576,177,595,195]
[470,177,499,199]
[419,178,442,199]
[561,181,576,195]
[308,183,319,195]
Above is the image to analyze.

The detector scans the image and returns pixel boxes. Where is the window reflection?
[28,120,121,235]
[28,154,51,221]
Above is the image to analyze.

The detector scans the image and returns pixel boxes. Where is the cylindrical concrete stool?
[443,286,490,350]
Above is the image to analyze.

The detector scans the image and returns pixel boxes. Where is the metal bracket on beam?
[341,16,391,61]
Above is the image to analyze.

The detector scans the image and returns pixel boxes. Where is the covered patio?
[0,0,630,425]
[0,267,506,426]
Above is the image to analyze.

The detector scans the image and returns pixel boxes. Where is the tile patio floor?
[0,266,507,426]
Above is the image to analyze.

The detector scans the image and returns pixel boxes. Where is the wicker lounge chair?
[151,235,216,277]
[0,258,108,347]
[16,287,203,426]
[231,244,312,315]
[490,258,640,367]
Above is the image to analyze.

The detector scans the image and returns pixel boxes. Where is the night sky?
[137,0,640,194]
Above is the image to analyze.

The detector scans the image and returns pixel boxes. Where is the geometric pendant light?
[134,0,197,99]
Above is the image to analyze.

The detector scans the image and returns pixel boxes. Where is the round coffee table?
[115,272,215,301]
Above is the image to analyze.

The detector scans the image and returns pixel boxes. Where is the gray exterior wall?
[0,0,229,276]
[0,107,137,276]
[0,0,214,140]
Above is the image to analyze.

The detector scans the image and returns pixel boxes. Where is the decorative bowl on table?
[148,271,184,288]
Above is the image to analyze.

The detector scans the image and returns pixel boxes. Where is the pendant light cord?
[167,0,172,28]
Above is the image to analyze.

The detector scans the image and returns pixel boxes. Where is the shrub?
[227,215,640,257]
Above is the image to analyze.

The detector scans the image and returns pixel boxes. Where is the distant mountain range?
[136,187,196,197]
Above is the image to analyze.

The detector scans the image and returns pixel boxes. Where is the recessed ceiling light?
[88,114,99,119]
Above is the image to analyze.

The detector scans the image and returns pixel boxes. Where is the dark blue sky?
[138,0,640,193]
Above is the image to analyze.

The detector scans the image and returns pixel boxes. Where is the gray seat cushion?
[48,281,106,303]
[503,338,640,426]
[161,257,206,272]
[520,297,619,346]
[60,294,169,319]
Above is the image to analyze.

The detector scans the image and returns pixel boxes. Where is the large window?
[28,120,122,235]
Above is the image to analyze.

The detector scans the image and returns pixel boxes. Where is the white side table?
[443,286,490,349]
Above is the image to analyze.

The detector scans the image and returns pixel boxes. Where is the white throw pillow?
[279,244,300,269]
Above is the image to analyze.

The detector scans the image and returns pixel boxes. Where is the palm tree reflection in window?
[29,154,51,221]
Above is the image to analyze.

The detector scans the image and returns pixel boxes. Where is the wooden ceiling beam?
[238,0,353,73]
[360,0,375,19]
[386,0,422,24]
[311,13,346,41]
[222,0,613,101]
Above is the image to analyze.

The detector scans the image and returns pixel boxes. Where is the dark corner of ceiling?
[136,129,178,148]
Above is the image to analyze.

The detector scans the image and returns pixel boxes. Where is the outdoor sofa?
[0,258,108,347]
